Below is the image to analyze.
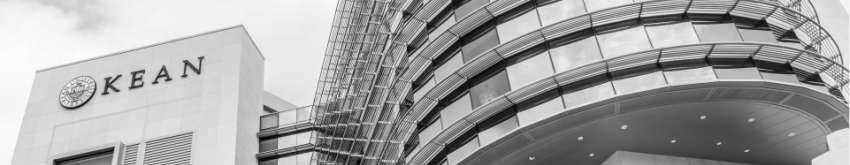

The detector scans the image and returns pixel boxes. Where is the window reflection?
[645,22,699,48]
[506,51,555,88]
[447,137,480,165]
[462,28,500,62]
[693,23,742,42]
[585,0,634,12]
[517,96,565,126]
[260,114,279,130]
[441,94,473,127]
[478,116,519,145]
[496,9,541,42]
[454,0,489,20]
[596,26,652,59]
[663,67,716,84]
[549,37,604,72]
[613,72,667,94]
[563,82,616,109]
[537,0,586,26]
[470,71,512,108]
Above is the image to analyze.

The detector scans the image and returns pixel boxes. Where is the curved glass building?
[311,0,848,164]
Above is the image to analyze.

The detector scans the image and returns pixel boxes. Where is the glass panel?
[538,0,586,26]
[496,9,541,42]
[296,131,313,145]
[260,114,279,130]
[260,138,278,152]
[414,77,437,101]
[455,0,489,20]
[506,51,555,88]
[613,72,667,94]
[663,67,717,84]
[435,51,464,82]
[596,26,652,59]
[563,82,616,109]
[549,37,604,72]
[517,97,565,126]
[277,155,296,165]
[279,110,297,127]
[645,22,699,48]
[470,71,512,108]
[714,67,761,79]
[760,72,800,84]
[57,151,113,165]
[478,116,519,145]
[738,28,777,43]
[447,137,480,165]
[430,15,457,41]
[419,118,444,144]
[462,28,500,62]
[296,107,312,122]
[693,23,742,42]
[585,0,634,11]
[441,94,473,127]
[278,134,297,149]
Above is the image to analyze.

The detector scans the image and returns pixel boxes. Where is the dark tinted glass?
[260,138,278,152]
[57,151,113,165]
[260,114,279,130]
[470,71,512,108]
[462,28,500,62]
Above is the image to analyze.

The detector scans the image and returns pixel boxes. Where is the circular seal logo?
[59,76,97,109]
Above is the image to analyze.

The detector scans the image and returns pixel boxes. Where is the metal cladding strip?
[409,98,438,123]
[608,50,662,76]
[591,3,642,28]
[256,144,317,160]
[753,44,800,64]
[414,0,450,22]
[730,0,778,21]
[641,0,691,19]
[659,44,713,67]
[405,43,849,164]
[506,77,559,104]
[496,31,547,59]
[791,52,832,79]
[486,0,528,16]
[386,0,842,161]
[424,74,466,102]
[410,142,445,164]
[708,44,762,61]
[457,51,504,78]
[400,19,427,45]
[420,32,459,60]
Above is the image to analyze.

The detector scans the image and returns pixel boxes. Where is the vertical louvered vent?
[123,144,138,165]
[143,132,193,165]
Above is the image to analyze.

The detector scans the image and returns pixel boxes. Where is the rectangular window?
[470,71,512,108]
[434,51,465,82]
[537,0,586,26]
[663,67,717,84]
[549,37,603,73]
[419,118,444,145]
[738,28,777,43]
[563,82,615,109]
[441,94,473,127]
[645,22,699,48]
[55,150,113,165]
[414,77,437,101]
[714,67,762,79]
[430,14,457,41]
[596,26,652,59]
[612,72,667,94]
[462,28,500,62]
[517,96,565,126]
[693,23,742,42]
[506,51,555,88]
[496,9,541,42]
[296,107,313,122]
[279,110,297,127]
[260,138,278,152]
[447,137,480,165]
[260,114,279,130]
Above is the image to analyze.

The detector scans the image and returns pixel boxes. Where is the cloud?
[0,0,335,163]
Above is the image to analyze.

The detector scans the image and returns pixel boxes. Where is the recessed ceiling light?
[528,156,535,160]
[787,132,796,137]
[620,124,628,130]
[699,115,707,120]
[744,149,750,153]
[577,136,584,141]
[747,117,756,123]
[670,139,677,144]
[588,153,595,157]
[715,141,723,146]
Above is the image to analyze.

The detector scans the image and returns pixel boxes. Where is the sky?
[0,0,336,163]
